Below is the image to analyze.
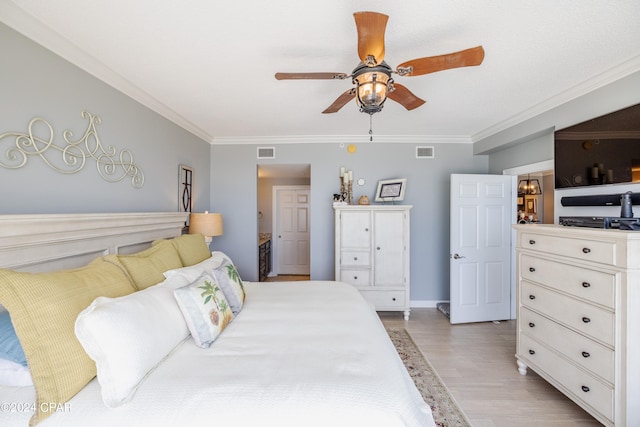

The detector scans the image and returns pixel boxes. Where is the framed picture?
[375,178,407,202]
[526,198,537,213]
[517,196,524,205]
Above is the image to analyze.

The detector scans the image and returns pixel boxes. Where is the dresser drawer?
[339,269,371,286]
[360,289,406,309]
[340,251,370,267]
[519,307,614,383]
[521,254,616,309]
[520,232,616,266]
[519,334,614,423]
[521,281,614,346]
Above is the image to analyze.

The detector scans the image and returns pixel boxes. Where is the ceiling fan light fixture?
[352,62,392,115]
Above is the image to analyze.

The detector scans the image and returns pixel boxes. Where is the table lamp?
[188,212,224,247]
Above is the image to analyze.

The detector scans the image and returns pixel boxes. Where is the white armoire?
[334,205,411,319]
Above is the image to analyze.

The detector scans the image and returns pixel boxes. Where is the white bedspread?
[0,281,434,426]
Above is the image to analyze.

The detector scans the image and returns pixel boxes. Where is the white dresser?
[334,205,411,319]
[514,224,640,426]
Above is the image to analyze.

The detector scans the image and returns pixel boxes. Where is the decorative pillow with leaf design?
[211,252,245,316]
[173,272,233,348]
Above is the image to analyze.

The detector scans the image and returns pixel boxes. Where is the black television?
[554,103,640,189]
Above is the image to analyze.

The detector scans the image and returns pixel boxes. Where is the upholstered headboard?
[0,212,188,273]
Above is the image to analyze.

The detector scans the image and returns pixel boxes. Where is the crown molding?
[472,54,640,142]
[211,134,472,145]
[1,2,213,143]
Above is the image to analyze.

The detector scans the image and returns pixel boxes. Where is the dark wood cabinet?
[258,239,271,281]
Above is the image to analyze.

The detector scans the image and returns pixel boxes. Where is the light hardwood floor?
[379,308,602,427]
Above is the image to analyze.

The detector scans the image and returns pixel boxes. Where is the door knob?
[450,253,466,259]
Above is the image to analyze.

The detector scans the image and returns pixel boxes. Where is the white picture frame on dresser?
[334,205,411,320]
[513,224,639,427]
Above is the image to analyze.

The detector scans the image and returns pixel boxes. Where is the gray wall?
[0,23,210,214]
[488,132,554,174]
[211,142,488,302]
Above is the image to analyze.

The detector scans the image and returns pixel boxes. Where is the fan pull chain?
[369,114,373,142]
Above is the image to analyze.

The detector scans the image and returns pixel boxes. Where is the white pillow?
[162,253,222,289]
[173,272,234,348]
[75,283,189,408]
[0,358,32,387]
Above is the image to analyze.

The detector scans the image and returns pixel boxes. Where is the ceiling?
[3,0,640,144]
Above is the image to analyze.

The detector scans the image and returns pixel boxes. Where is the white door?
[450,174,513,324]
[274,186,310,275]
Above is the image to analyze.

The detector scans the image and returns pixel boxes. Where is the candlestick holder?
[340,180,347,203]
[338,168,354,204]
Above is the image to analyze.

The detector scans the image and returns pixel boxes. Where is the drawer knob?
[582,247,591,254]
[582,351,591,358]
[392,297,396,301]
[365,228,369,231]
[582,282,591,288]
[353,276,358,280]
[529,294,536,300]
[581,385,590,393]
[354,257,358,261]
[528,349,535,355]
[528,322,535,328]
[377,247,381,250]
[529,267,535,272]
[582,317,591,323]
[529,239,536,245]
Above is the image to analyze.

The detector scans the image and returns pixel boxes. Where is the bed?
[0,213,434,427]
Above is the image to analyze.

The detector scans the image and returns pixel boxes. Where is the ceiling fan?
[275,11,485,115]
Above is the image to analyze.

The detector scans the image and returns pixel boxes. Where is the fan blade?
[387,84,425,111]
[322,89,356,114]
[275,72,348,80]
[354,11,388,66]
[396,46,485,77]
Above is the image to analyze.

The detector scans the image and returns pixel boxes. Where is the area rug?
[387,328,471,427]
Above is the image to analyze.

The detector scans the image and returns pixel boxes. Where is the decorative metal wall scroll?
[0,111,144,188]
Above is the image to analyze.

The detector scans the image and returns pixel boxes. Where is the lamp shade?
[188,213,224,237]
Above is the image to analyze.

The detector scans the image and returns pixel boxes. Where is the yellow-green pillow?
[0,258,135,425]
[111,241,183,290]
[153,234,211,266]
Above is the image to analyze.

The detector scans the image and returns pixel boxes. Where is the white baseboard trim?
[410,300,448,308]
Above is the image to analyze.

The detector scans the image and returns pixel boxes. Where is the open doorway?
[257,164,311,281]
[504,160,555,224]
[516,171,554,223]
[503,160,554,318]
